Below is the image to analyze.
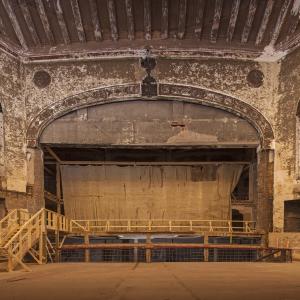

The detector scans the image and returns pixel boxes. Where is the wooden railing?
[0,209,30,246]
[44,209,71,232]
[70,219,256,234]
[3,209,45,271]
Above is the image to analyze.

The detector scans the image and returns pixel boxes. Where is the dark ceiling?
[0,0,299,61]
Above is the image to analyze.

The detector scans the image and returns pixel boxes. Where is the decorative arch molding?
[26,83,274,149]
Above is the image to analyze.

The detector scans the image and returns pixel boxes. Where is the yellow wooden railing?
[0,208,257,271]
[70,219,256,234]
[0,209,30,246]
[3,209,45,271]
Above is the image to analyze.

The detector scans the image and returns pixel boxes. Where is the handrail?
[70,219,257,233]
[0,209,30,246]
[4,208,44,249]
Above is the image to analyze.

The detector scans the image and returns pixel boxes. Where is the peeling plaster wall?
[0,52,27,206]
[272,47,300,231]
[0,48,296,231]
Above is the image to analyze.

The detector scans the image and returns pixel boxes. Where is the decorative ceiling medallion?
[33,70,51,88]
[247,70,264,88]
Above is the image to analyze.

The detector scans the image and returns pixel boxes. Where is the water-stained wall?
[0,46,298,232]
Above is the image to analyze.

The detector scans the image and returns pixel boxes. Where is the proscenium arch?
[26,83,274,149]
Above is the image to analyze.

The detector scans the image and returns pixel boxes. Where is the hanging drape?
[61,164,243,220]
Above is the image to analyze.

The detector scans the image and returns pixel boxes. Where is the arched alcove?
[26,84,274,231]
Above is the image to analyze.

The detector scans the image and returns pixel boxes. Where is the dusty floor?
[0,262,300,300]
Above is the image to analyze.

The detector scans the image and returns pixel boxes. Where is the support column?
[56,163,62,214]
[134,238,138,263]
[84,234,90,262]
[27,147,45,213]
[257,149,274,234]
[146,234,151,263]
[204,233,209,262]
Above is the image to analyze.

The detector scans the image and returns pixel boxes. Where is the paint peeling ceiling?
[0,0,299,62]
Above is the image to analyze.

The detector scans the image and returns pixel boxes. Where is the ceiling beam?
[195,0,205,38]
[107,0,118,41]
[178,0,187,39]
[19,0,40,46]
[255,0,274,45]
[53,0,71,44]
[88,0,102,41]
[161,0,168,39]
[1,0,28,49]
[0,14,7,38]
[210,0,223,43]
[269,0,292,47]
[125,0,134,40]
[70,0,86,43]
[35,0,54,45]
[226,0,240,42]
[144,0,151,40]
[241,0,258,44]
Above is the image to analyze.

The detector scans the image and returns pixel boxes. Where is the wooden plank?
[269,0,292,46]
[125,0,134,40]
[70,0,86,42]
[0,14,7,37]
[144,0,151,40]
[107,0,118,41]
[53,0,71,44]
[241,0,258,43]
[210,0,223,43]
[56,163,62,214]
[60,243,264,250]
[88,0,102,41]
[1,0,28,49]
[35,0,54,44]
[45,146,62,163]
[161,0,168,39]
[195,0,205,38]
[58,161,251,166]
[226,0,240,42]
[178,0,187,39]
[19,0,40,46]
[255,0,274,45]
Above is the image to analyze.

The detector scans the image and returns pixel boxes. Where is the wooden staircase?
[0,209,46,272]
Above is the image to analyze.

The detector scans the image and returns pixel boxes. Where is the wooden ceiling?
[0,0,299,61]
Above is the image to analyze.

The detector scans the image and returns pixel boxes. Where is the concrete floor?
[0,263,300,300]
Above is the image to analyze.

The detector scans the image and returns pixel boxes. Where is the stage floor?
[1,262,300,300]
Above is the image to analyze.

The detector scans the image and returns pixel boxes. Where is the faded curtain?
[61,164,243,220]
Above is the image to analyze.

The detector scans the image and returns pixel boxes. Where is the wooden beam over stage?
[255,0,274,45]
[19,0,41,46]
[210,0,223,43]
[241,0,257,44]
[45,146,62,163]
[35,0,55,44]
[89,0,102,41]
[53,161,251,166]
[2,0,28,49]
[269,0,291,46]
[178,0,187,39]
[195,0,205,38]
[53,0,71,44]
[107,0,118,41]
[227,0,240,42]
[144,0,151,40]
[70,0,86,42]
[161,0,169,39]
[125,0,135,40]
